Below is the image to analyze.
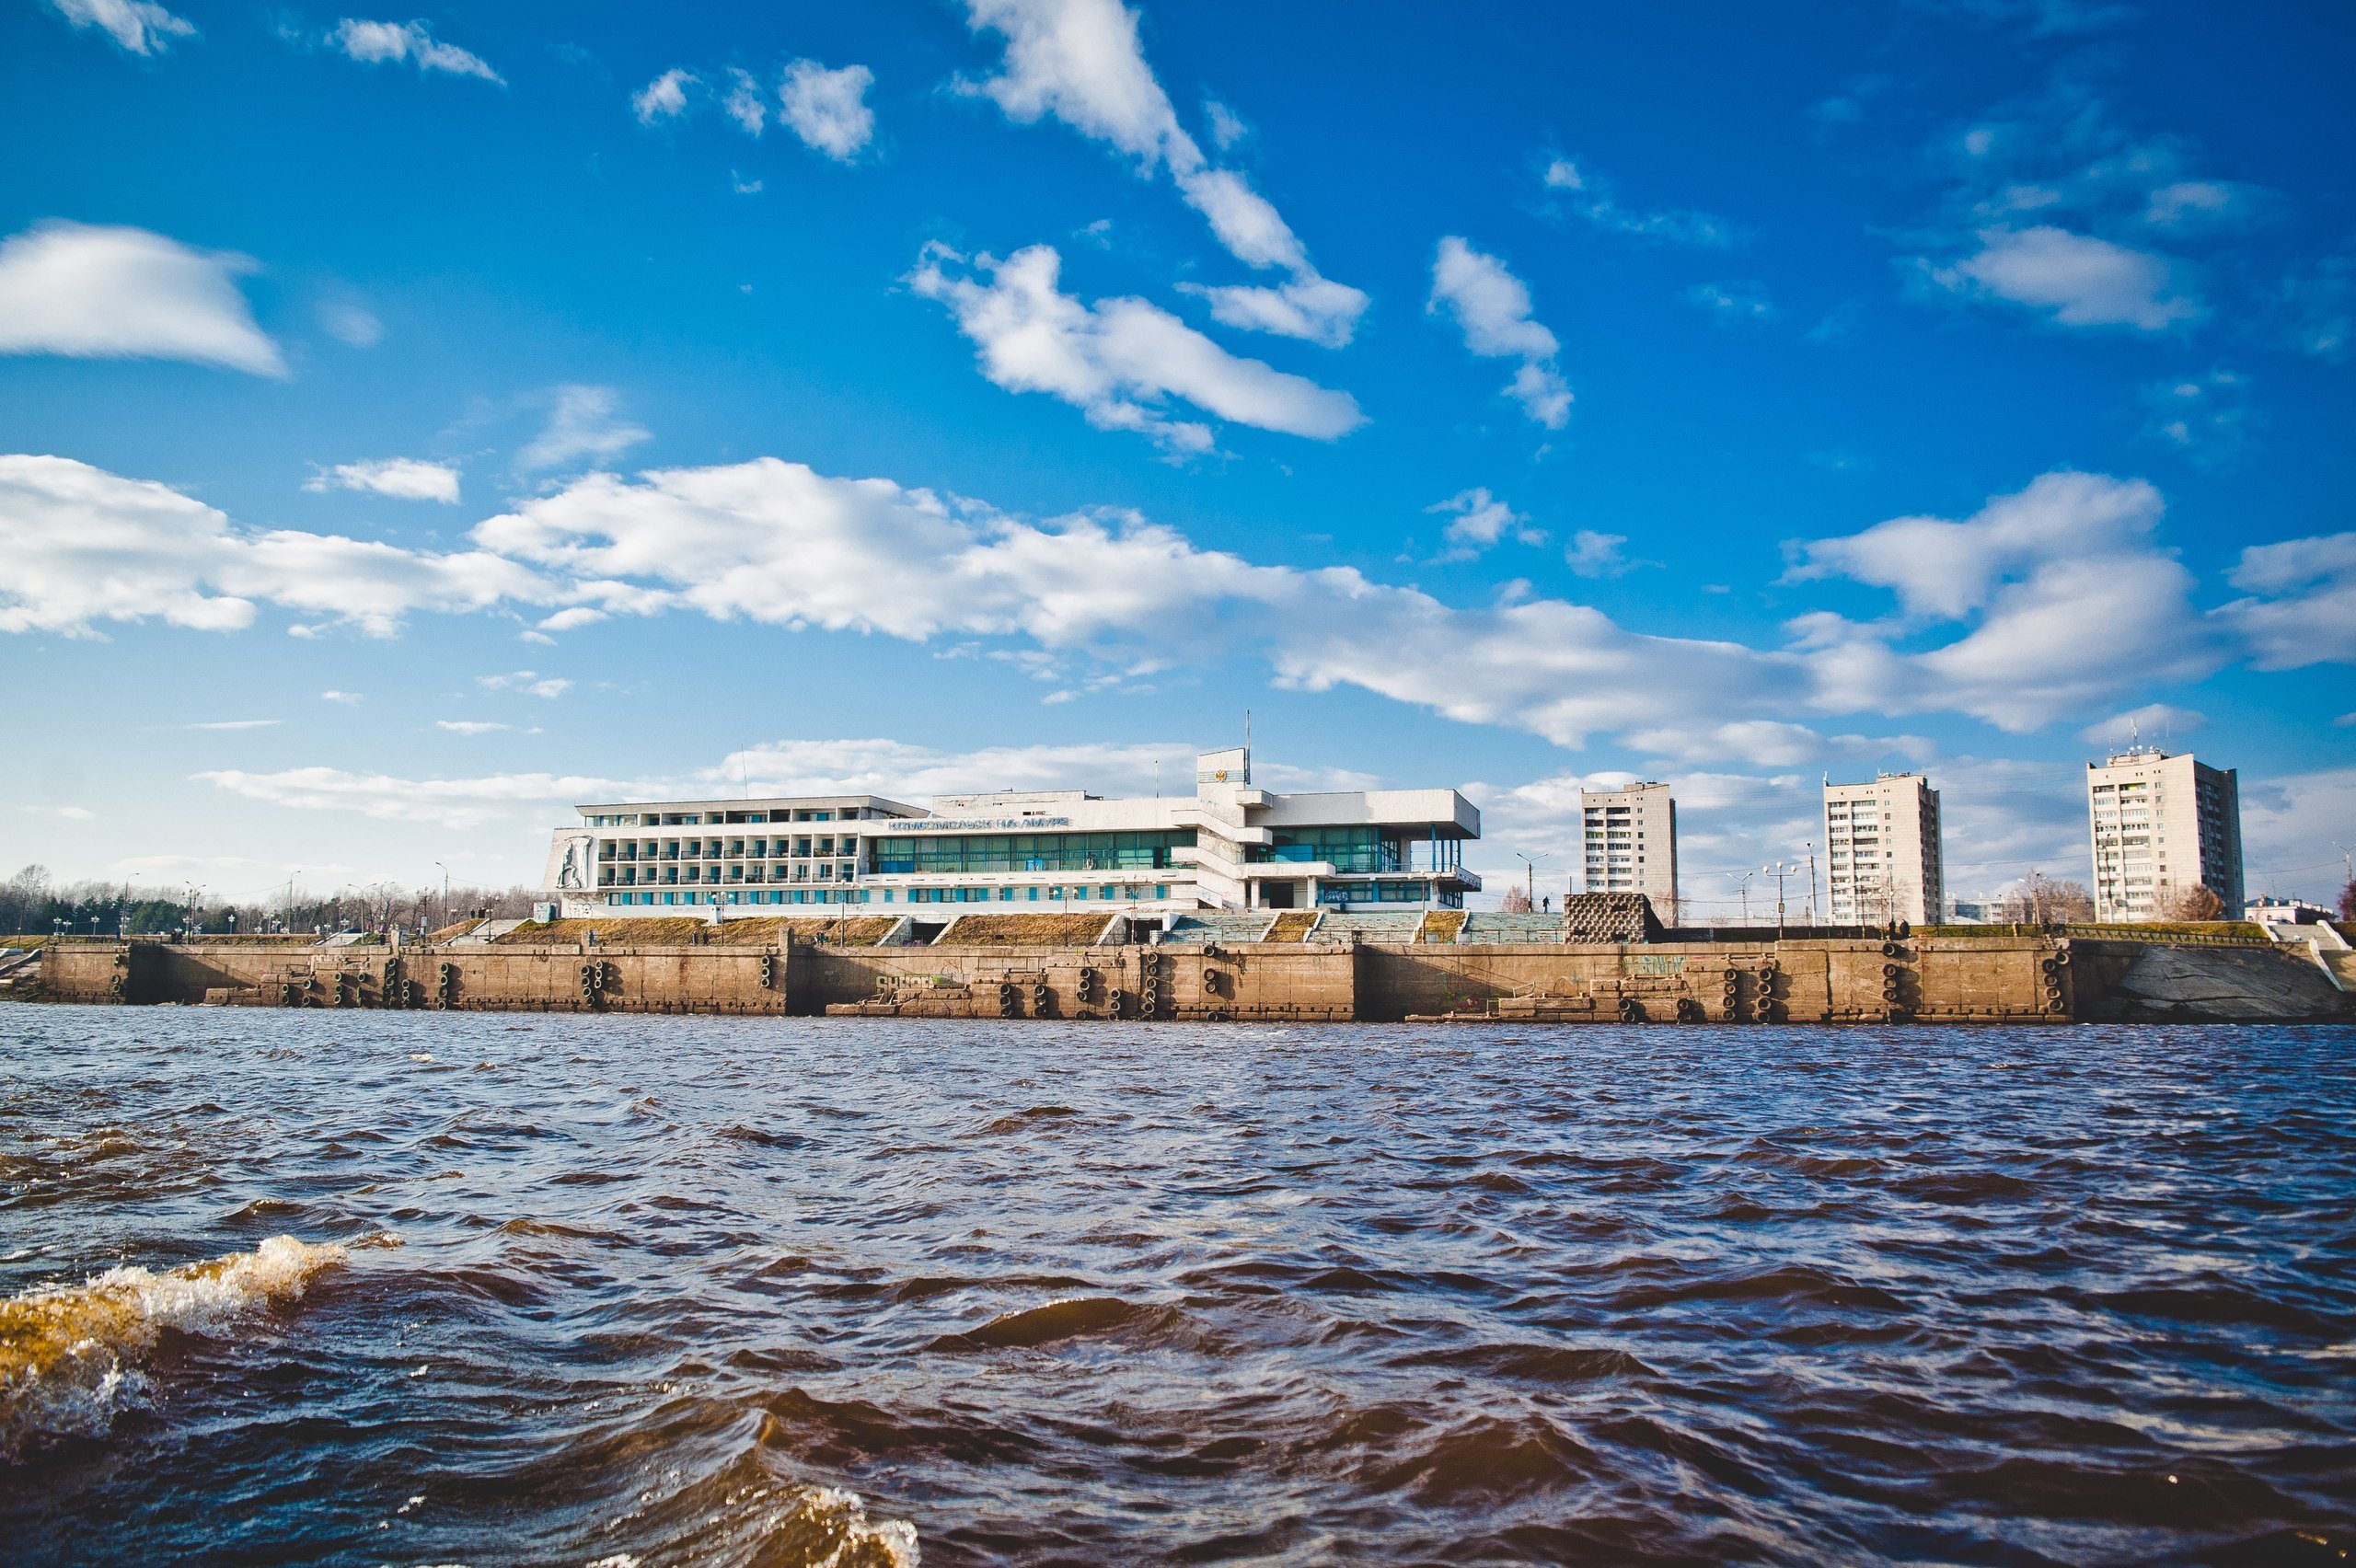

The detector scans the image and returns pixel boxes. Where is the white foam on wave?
[0,1232,398,1450]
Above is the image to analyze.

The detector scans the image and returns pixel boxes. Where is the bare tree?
[2162,884,2225,921]
[1993,870,2096,925]
[1499,886,1533,914]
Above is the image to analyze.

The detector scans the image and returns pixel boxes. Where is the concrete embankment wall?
[22,930,2189,1023]
[35,939,791,1014]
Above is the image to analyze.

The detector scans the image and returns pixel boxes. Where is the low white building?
[542,747,1480,917]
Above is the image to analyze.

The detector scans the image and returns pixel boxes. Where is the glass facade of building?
[871,830,1189,877]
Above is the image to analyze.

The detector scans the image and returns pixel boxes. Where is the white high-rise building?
[2085,747,2243,921]
[1823,773,1945,927]
[1578,782,1677,917]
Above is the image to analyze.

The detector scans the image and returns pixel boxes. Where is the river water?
[2,1006,2351,1565]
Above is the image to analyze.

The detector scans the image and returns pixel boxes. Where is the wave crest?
[1,1233,387,1449]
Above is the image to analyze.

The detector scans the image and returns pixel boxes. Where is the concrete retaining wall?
[22,930,2150,1023]
[31,930,2349,1023]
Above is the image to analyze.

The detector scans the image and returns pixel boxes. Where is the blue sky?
[3,0,2351,917]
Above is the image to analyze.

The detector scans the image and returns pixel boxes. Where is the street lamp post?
[1763,861,1797,937]
[1514,850,1550,912]
[434,861,450,934]
[1727,869,1758,925]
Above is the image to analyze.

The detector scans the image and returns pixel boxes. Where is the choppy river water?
[2,1005,2352,1565]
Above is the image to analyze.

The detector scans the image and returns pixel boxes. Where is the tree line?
[1,865,541,940]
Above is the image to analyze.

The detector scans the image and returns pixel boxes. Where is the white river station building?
[543,748,1481,918]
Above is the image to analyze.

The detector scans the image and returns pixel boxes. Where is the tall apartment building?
[1823,773,1945,927]
[2085,747,2244,921]
[1578,782,1677,917]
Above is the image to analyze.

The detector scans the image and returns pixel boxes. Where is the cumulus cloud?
[435,720,510,734]
[1900,89,2264,336]
[1427,236,1571,429]
[2213,533,2356,669]
[1542,157,1739,248]
[722,67,767,134]
[305,457,461,503]
[0,220,285,376]
[329,18,502,83]
[959,0,1365,345]
[1921,225,2200,330]
[1564,530,1637,579]
[517,385,651,473]
[632,67,695,125]
[1427,488,1543,558]
[0,454,545,637]
[45,0,193,53]
[13,450,2296,763]
[780,59,875,160]
[1788,470,2218,728]
[908,243,1364,451]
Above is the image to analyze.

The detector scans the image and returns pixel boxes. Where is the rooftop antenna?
[1244,709,1252,783]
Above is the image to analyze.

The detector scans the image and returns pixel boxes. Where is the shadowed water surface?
[2,1006,2352,1564]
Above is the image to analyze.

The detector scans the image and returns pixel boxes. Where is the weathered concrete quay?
[19,905,2350,1024]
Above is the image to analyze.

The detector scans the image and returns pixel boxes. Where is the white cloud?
[20,803,98,821]
[1542,157,1739,248]
[1565,530,1636,579]
[517,385,651,473]
[329,18,502,84]
[2239,765,2356,904]
[478,670,571,698]
[320,690,364,704]
[2140,369,2256,467]
[183,719,281,731]
[723,67,767,135]
[2076,702,2204,746]
[1922,225,2200,330]
[1427,236,1571,429]
[908,243,1364,450]
[0,220,285,376]
[2281,257,2350,363]
[2214,532,2356,669]
[780,60,875,160]
[305,457,461,504]
[1685,281,1776,324]
[1899,90,2273,339]
[195,767,629,829]
[0,454,546,637]
[632,67,695,125]
[1426,488,1543,557]
[1203,99,1248,152]
[435,720,511,734]
[10,450,2285,765]
[46,0,193,54]
[1788,470,2218,728]
[959,0,1364,344]
[1618,721,1923,770]
[318,301,383,347]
